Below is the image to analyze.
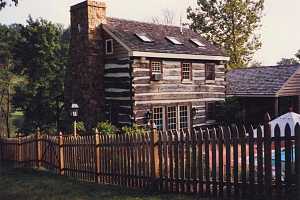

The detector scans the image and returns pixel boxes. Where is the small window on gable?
[206,102,216,121]
[182,62,192,81]
[205,63,215,81]
[190,38,205,47]
[135,33,153,42]
[166,36,183,45]
[105,39,113,55]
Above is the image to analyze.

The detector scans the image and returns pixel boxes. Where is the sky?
[0,0,300,66]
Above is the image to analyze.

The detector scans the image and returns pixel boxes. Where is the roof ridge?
[230,64,300,71]
[107,17,190,30]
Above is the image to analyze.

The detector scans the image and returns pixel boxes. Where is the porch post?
[274,97,279,117]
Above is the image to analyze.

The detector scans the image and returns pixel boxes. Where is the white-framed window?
[167,106,177,131]
[153,107,164,131]
[151,61,162,74]
[182,63,192,80]
[179,105,189,129]
[105,39,113,55]
[152,105,190,131]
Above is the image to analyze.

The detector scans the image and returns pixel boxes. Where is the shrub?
[122,124,147,135]
[95,121,117,135]
[76,121,86,133]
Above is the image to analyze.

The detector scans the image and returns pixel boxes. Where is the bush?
[95,121,117,135]
[122,124,147,135]
[76,121,86,133]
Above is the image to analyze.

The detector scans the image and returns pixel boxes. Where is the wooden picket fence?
[1,116,300,199]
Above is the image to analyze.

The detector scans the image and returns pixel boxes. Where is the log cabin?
[226,64,300,123]
[67,0,229,130]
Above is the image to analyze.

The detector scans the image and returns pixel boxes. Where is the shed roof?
[226,64,300,97]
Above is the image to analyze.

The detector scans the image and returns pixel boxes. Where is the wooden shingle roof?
[226,65,300,97]
[105,18,227,57]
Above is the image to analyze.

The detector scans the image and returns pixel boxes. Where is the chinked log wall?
[132,59,226,127]
[1,116,300,199]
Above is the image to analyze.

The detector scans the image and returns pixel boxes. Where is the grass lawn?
[0,167,205,200]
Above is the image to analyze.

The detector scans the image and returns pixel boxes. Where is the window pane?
[167,106,177,130]
[179,106,189,129]
[182,63,191,80]
[151,61,161,74]
[153,107,163,130]
[205,64,215,80]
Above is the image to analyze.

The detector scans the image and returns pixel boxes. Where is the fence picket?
[285,123,292,194]
[204,128,210,196]
[197,128,204,195]
[218,126,224,198]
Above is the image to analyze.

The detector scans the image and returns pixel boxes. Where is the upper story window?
[151,60,162,74]
[105,39,113,55]
[182,62,192,81]
[135,33,153,42]
[205,63,216,80]
[206,102,216,121]
[166,36,183,45]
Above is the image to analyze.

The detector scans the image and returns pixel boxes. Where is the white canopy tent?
[269,112,300,137]
[253,112,300,137]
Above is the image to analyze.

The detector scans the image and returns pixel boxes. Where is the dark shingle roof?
[105,18,226,57]
[226,65,300,96]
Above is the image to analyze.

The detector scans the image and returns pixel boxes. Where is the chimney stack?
[67,0,107,130]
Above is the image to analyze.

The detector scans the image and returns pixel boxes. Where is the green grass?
[0,167,204,200]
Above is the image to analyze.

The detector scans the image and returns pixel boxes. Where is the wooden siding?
[278,68,300,96]
[132,58,226,127]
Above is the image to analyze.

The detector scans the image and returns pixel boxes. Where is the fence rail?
[1,116,300,199]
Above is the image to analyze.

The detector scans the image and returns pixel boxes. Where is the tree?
[277,58,299,65]
[187,0,264,69]
[0,0,18,10]
[12,17,69,133]
[0,24,23,137]
[277,50,300,65]
[152,9,176,25]
[249,60,262,67]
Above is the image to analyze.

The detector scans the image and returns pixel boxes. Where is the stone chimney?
[67,0,107,130]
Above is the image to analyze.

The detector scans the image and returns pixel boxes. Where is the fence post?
[17,133,21,168]
[59,132,64,175]
[36,127,41,168]
[263,113,272,198]
[150,125,160,191]
[95,128,100,183]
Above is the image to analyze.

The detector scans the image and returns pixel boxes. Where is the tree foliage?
[277,49,300,65]
[12,17,69,133]
[187,0,264,68]
[0,24,23,137]
[0,0,18,10]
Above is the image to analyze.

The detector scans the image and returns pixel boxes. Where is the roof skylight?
[190,38,206,47]
[135,33,153,42]
[166,36,183,45]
